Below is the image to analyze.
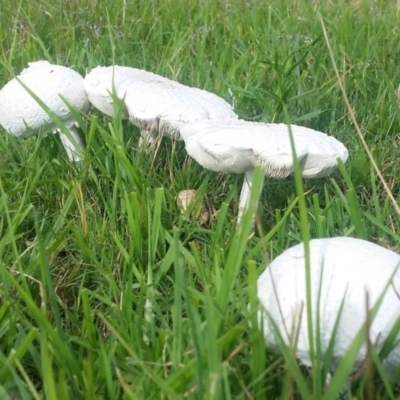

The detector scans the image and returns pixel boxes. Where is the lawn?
[1,0,400,398]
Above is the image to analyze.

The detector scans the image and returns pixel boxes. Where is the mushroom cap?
[180,120,348,177]
[83,65,238,137]
[176,189,210,225]
[257,237,400,377]
[0,60,89,138]
[176,189,198,212]
[83,66,131,118]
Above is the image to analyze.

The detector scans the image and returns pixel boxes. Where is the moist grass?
[1,0,400,398]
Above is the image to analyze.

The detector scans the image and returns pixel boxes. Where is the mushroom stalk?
[237,169,264,233]
[59,126,85,162]
[138,129,158,146]
[139,130,151,145]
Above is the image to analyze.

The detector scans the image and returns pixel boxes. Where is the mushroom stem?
[139,129,158,146]
[143,267,154,345]
[237,169,264,233]
[139,129,163,161]
[59,126,84,162]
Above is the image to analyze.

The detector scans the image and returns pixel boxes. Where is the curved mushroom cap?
[0,60,89,138]
[257,237,400,377]
[180,120,348,177]
[83,66,131,118]
[84,65,238,137]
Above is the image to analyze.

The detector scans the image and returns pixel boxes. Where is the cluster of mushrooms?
[0,61,399,386]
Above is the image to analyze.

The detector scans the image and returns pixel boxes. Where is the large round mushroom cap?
[83,65,238,138]
[0,60,90,138]
[180,120,349,177]
[257,237,400,377]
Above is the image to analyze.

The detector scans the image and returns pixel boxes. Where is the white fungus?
[179,119,348,232]
[0,60,90,162]
[257,237,400,379]
[83,65,238,144]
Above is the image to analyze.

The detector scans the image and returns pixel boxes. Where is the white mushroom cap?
[83,65,238,139]
[83,65,131,118]
[0,60,90,138]
[176,189,211,225]
[0,60,89,162]
[179,119,348,178]
[257,237,400,377]
[179,119,348,232]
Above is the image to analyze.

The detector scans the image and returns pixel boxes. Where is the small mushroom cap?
[176,189,210,225]
[176,189,198,212]
[0,60,89,138]
[180,119,348,178]
[84,65,238,137]
[257,237,400,377]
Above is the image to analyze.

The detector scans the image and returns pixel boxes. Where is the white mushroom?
[0,60,90,162]
[179,119,348,232]
[176,189,210,225]
[83,65,238,144]
[177,189,199,212]
[83,66,130,119]
[257,237,400,380]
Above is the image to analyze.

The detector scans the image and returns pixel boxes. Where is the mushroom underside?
[129,116,184,140]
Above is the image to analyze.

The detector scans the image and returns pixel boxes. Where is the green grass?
[1,0,400,398]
